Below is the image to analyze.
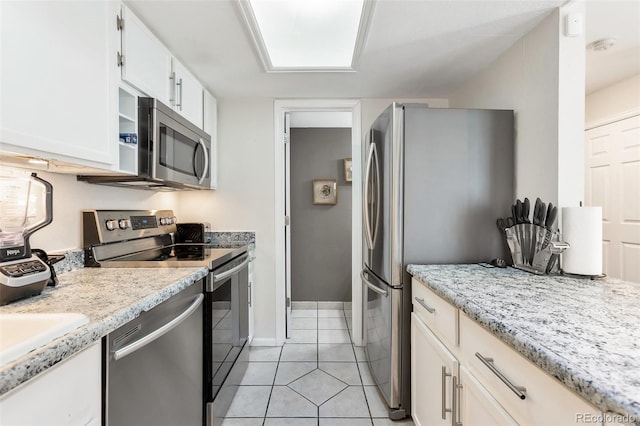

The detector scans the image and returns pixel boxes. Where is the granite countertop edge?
[0,267,208,396]
[407,264,638,421]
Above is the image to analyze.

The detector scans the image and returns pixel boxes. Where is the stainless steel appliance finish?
[362,103,514,418]
[78,98,211,190]
[206,252,250,426]
[104,281,204,426]
[83,209,250,425]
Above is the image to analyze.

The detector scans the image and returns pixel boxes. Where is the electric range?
[83,209,250,425]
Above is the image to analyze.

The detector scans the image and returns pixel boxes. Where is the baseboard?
[250,337,279,347]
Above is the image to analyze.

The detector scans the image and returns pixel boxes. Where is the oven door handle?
[213,255,250,283]
[113,294,204,361]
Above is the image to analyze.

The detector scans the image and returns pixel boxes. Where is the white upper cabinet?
[171,59,204,128]
[119,5,172,106]
[0,1,119,171]
[119,5,203,128]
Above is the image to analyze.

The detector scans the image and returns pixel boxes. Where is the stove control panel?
[83,210,177,246]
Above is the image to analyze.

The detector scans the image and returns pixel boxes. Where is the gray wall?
[290,128,352,302]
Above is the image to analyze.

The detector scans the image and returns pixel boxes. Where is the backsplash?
[206,231,256,248]
[52,249,85,274]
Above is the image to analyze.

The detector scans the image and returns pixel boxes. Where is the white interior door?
[284,112,292,338]
[585,114,640,283]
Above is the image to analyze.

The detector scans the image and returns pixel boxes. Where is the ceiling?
[125,0,640,99]
[585,0,640,94]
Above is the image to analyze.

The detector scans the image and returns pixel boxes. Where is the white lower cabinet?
[0,342,101,425]
[411,312,459,426]
[411,277,604,426]
[460,313,601,425]
[459,365,519,425]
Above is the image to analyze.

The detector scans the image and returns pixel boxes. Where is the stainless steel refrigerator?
[361,103,514,419]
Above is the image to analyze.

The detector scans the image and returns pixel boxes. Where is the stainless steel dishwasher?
[104,281,204,426]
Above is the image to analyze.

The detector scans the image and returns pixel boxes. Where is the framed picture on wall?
[312,179,338,205]
[344,158,353,182]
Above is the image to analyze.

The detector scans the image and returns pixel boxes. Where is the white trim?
[585,109,640,130]
[274,99,363,347]
[236,1,376,73]
[249,337,279,347]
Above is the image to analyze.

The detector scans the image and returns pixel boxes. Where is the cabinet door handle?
[475,352,527,400]
[169,72,176,106]
[176,78,183,110]
[442,366,452,420]
[415,297,435,314]
[453,375,462,426]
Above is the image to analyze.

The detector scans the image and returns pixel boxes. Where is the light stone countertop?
[0,266,208,396]
[407,264,640,422]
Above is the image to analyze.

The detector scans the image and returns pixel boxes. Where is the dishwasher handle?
[113,294,204,360]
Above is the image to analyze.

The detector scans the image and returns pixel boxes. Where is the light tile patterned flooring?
[218,302,414,425]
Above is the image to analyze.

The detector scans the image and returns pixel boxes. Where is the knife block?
[504,224,569,275]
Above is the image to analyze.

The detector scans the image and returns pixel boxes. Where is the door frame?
[274,99,363,346]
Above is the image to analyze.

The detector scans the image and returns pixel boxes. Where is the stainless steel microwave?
[78,98,211,190]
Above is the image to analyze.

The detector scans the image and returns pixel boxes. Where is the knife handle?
[545,205,557,229]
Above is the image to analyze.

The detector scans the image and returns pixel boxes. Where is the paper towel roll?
[562,207,603,276]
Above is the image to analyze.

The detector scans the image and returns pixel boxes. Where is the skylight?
[240,0,374,71]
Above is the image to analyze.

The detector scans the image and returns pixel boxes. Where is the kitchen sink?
[0,313,89,367]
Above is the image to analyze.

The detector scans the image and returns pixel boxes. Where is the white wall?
[449,3,586,209]
[557,1,586,210]
[586,74,640,126]
[7,168,177,253]
[175,98,276,342]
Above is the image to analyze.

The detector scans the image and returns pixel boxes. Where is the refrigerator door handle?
[363,142,376,250]
[371,141,381,247]
[361,270,388,297]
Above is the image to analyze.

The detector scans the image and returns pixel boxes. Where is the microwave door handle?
[198,138,209,184]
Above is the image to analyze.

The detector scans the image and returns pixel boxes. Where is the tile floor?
[216,302,414,426]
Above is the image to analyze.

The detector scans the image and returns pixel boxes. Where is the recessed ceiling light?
[587,38,617,51]
[239,0,375,72]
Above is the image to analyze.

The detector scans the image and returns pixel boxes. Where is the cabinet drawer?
[459,314,600,425]
[411,278,457,347]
